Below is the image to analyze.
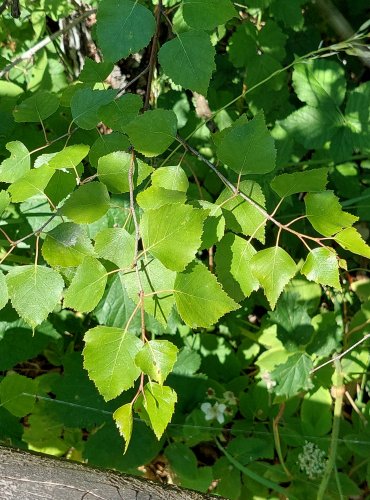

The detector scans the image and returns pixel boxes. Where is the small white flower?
[261,371,276,392]
[223,391,238,406]
[201,402,227,424]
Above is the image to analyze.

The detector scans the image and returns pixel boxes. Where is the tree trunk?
[0,446,221,500]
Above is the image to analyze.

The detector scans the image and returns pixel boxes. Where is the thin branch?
[0,0,8,16]
[0,9,96,78]
[143,0,162,110]
[116,66,149,98]
[177,135,328,247]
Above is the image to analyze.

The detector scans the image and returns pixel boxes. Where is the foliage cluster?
[0,0,370,498]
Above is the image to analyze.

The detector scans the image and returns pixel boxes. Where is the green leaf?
[0,271,8,311]
[0,373,37,417]
[216,180,266,243]
[89,132,131,169]
[94,228,135,269]
[136,383,177,439]
[137,186,186,210]
[198,201,225,249]
[250,247,297,308]
[217,113,276,175]
[97,0,155,61]
[158,31,216,95]
[48,144,90,169]
[301,247,341,290]
[120,258,176,326]
[124,109,177,157]
[113,403,133,453]
[334,227,370,259]
[42,222,95,268]
[151,165,189,192]
[174,262,239,328]
[63,257,107,313]
[98,151,153,193]
[6,265,64,328]
[293,59,346,108]
[141,203,206,271]
[305,191,358,237]
[71,88,117,129]
[215,233,259,302]
[13,90,59,122]
[8,165,54,202]
[83,326,143,401]
[0,190,10,215]
[270,167,328,198]
[271,353,313,398]
[99,93,142,133]
[0,141,30,183]
[61,182,110,223]
[79,59,114,83]
[182,0,236,30]
[45,169,77,206]
[135,340,178,385]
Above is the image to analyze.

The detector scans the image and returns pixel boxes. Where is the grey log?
[0,445,222,500]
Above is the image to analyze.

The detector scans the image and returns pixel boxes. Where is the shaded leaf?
[13,91,59,122]
[94,227,135,269]
[182,0,236,30]
[71,88,117,130]
[270,168,328,198]
[272,353,313,398]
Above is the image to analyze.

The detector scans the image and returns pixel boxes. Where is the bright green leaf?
[174,262,239,328]
[301,247,341,290]
[137,186,186,210]
[0,190,10,215]
[215,233,259,302]
[113,403,133,453]
[94,228,135,269]
[182,0,236,30]
[270,167,328,198]
[98,151,153,193]
[334,227,370,259]
[141,203,206,271]
[8,165,54,202]
[42,222,95,267]
[217,112,276,175]
[0,141,30,183]
[13,91,59,122]
[216,180,266,243]
[89,132,131,169]
[151,165,189,192]
[250,247,297,308]
[158,31,216,95]
[64,257,107,313]
[125,109,177,157]
[97,0,155,61]
[61,182,110,223]
[137,383,177,439]
[6,265,64,328]
[83,326,143,401]
[0,271,8,311]
[135,340,178,385]
[71,88,117,129]
[48,144,90,169]
[305,191,358,236]
[120,258,176,326]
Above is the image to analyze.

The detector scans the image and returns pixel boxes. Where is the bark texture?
[0,446,221,500]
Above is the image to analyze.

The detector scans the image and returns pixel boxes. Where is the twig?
[143,0,162,110]
[116,66,149,98]
[0,9,96,78]
[177,135,329,247]
[0,0,8,15]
